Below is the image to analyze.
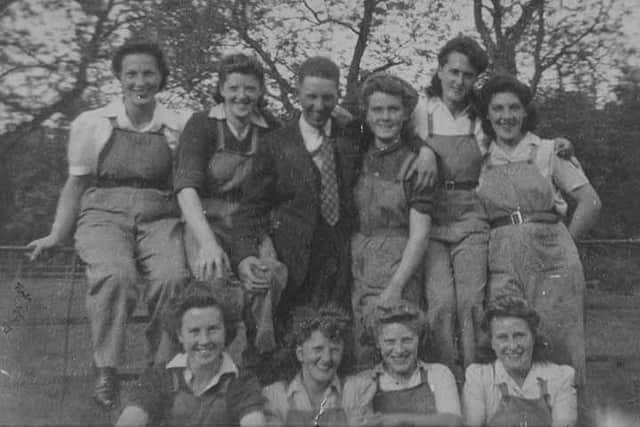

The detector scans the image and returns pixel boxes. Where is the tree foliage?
[473,0,625,94]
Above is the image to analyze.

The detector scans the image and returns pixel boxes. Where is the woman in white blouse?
[463,295,577,427]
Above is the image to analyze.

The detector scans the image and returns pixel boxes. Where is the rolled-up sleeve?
[174,112,213,194]
[550,365,577,427]
[462,364,488,427]
[552,155,589,194]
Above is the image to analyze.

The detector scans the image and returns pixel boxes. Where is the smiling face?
[491,316,534,377]
[437,51,478,111]
[487,91,527,146]
[119,53,162,110]
[377,322,419,378]
[296,330,344,388]
[366,91,407,146]
[297,76,339,129]
[177,306,226,371]
[219,72,263,122]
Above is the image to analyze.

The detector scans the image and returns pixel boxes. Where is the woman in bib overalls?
[28,42,190,408]
[116,280,266,426]
[343,301,462,426]
[174,54,286,365]
[475,75,601,389]
[263,305,351,426]
[463,296,578,427]
[411,36,491,372]
[350,73,436,367]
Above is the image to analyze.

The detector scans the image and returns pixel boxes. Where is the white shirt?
[485,132,588,215]
[299,114,332,153]
[463,360,577,427]
[411,95,487,154]
[166,351,239,396]
[67,97,188,176]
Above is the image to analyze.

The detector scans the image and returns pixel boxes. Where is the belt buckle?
[444,180,456,191]
[510,211,524,225]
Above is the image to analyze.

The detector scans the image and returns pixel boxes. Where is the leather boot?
[93,367,119,409]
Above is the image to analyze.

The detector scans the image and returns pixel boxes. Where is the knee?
[88,261,138,296]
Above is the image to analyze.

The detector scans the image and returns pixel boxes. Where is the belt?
[490,211,560,228]
[439,180,478,191]
[95,177,168,190]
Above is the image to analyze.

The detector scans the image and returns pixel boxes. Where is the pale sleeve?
[262,382,287,426]
[410,95,430,141]
[67,111,97,176]
[462,364,488,427]
[342,374,376,426]
[429,364,461,416]
[552,155,589,194]
[550,365,578,427]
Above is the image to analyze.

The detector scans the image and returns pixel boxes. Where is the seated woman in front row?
[116,280,265,426]
[343,301,462,427]
[463,295,577,427]
[263,305,351,426]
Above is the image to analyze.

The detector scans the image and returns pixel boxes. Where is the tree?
[145,0,457,115]
[473,0,625,94]
[0,0,148,159]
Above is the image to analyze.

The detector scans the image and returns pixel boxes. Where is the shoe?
[93,367,119,409]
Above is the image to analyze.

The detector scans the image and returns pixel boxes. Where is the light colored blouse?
[463,360,577,427]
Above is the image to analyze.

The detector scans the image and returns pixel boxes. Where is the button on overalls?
[423,113,489,370]
[75,119,188,367]
[488,379,553,427]
[372,368,438,415]
[476,141,586,387]
[182,120,286,360]
[351,148,423,367]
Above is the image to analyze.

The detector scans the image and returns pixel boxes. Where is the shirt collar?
[286,372,342,399]
[101,97,181,133]
[370,138,403,156]
[370,360,429,378]
[299,113,332,138]
[493,359,545,391]
[166,351,239,395]
[488,131,539,161]
[427,95,471,118]
[207,103,269,128]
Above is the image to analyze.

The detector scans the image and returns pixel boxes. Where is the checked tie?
[312,131,340,226]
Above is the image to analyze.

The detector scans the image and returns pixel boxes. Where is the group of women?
[27,32,600,426]
[116,282,577,426]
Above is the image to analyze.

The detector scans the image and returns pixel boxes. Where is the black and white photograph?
[0,0,639,425]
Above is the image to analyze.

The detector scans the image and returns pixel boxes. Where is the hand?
[407,145,437,190]
[238,256,271,293]
[26,235,59,261]
[195,241,229,280]
[554,137,574,160]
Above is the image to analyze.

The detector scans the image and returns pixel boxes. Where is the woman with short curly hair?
[262,304,351,426]
[343,301,461,427]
